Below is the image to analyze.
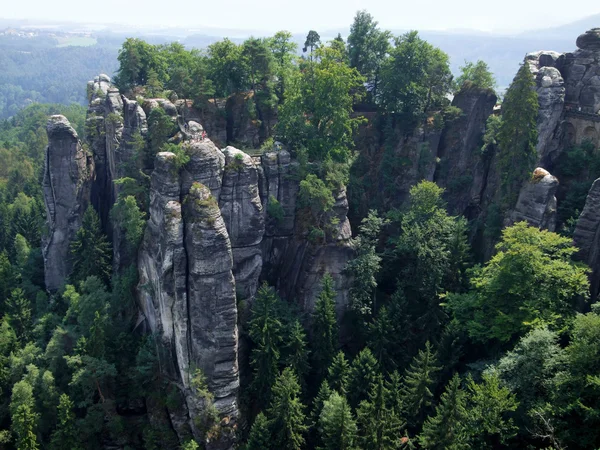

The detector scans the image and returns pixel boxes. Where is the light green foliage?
[401,341,441,428]
[497,64,538,207]
[311,274,339,380]
[147,107,177,164]
[319,391,358,450]
[268,31,297,101]
[345,210,386,317]
[311,379,333,430]
[277,45,365,164]
[245,412,271,450]
[70,208,112,285]
[348,10,391,100]
[181,439,200,450]
[455,60,496,92]
[50,394,81,450]
[298,174,335,233]
[110,195,146,250]
[379,31,452,119]
[114,38,168,91]
[464,372,518,447]
[447,222,590,343]
[13,234,30,269]
[481,114,502,157]
[418,374,468,450]
[356,375,405,450]
[208,39,246,97]
[10,380,39,450]
[266,367,308,450]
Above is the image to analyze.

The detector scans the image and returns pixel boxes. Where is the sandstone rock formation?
[507,168,559,231]
[573,178,600,300]
[42,115,93,292]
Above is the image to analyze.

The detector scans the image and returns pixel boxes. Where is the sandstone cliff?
[42,115,93,292]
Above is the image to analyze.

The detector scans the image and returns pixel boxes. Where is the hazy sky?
[2,0,599,33]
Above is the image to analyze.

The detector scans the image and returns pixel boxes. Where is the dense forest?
[1,10,600,450]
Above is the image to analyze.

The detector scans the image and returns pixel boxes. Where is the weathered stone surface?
[573,178,600,299]
[181,139,225,199]
[42,115,94,292]
[434,86,497,215]
[507,168,558,231]
[525,54,566,164]
[576,28,600,51]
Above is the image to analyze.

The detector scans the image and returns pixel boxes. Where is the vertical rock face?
[86,75,147,269]
[525,52,566,165]
[574,178,600,300]
[42,115,94,292]
[219,147,265,305]
[435,86,497,216]
[507,168,559,231]
[138,150,239,447]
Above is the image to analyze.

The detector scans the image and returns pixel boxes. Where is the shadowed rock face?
[42,115,94,292]
[507,168,559,231]
[574,178,600,300]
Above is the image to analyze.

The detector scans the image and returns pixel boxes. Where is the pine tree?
[328,351,350,395]
[285,320,310,385]
[401,341,441,429]
[50,394,81,450]
[249,283,284,408]
[419,374,468,450]
[266,367,308,450]
[6,288,32,343]
[348,347,378,408]
[245,412,271,450]
[356,375,405,450]
[497,63,538,207]
[312,274,338,381]
[368,306,396,372]
[319,391,358,450]
[70,207,112,285]
[10,380,39,450]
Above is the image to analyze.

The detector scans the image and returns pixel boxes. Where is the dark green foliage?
[49,393,81,450]
[311,274,339,380]
[266,367,308,450]
[401,341,441,429]
[245,412,271,450]
[418,374,467,449]
[69,208,112,285]
[497,63,538,207]
[348,347,378,408]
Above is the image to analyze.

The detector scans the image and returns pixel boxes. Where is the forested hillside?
[1,10,600,450]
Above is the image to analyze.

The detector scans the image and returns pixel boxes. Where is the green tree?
[147,107,177,165]
[379,31,452,119]
[10,380,39,450]
[348,347,378,408]
[70,208,111,285]
[319,391,358,450]
[6,288,32,343]
[311,274,339,380]
[110,195,146,251]
[268,31,298,102]
[464,372,518,448]
[497,63,538,207]
[245,412,271,450]
[418,374,468,450]
[447,222,589,343]
[356,375,405,450]
[207,39,246,98]
[401,341,441,429]
[249,283,284,408]
[285,320,310,384]
[328,351,350,395]
[50,394,81,450]
[455,60,496,92]
[266,367,308,450]
[347,10,391,100]
[303,30,321,60]
[345,210,386,318]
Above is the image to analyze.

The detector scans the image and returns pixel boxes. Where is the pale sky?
[2,0,599,34]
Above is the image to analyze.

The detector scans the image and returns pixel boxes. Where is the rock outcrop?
[573,178,600,300]
[435,86,497,216]
[42,115,93,292]
[507,168,559,231]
